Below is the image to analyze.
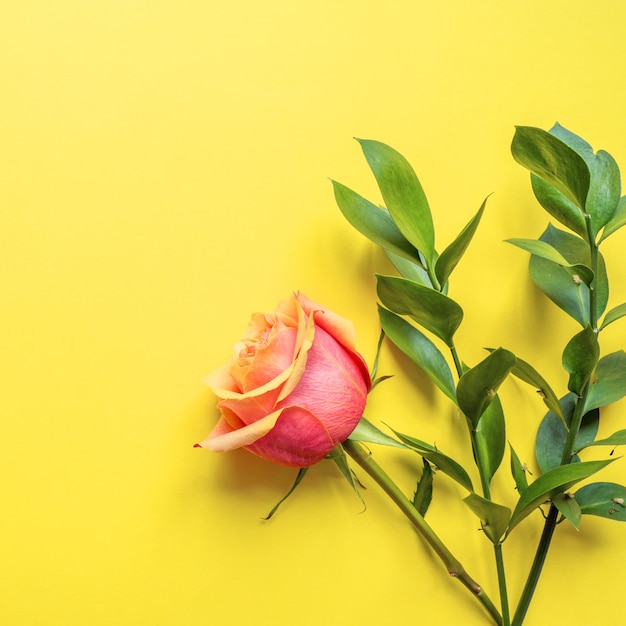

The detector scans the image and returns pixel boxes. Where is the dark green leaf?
[586,150,621,237]
[348,416,406,449]
[550,124,621,237]
[473,395,506,484]
[456,348,516,428]
[509,444,529,493]
[584,351,626,412]
[332,180,422,264]
[464,493,511,544]
[552,493,582,529]
[435,196,487,287]
[600,195,626,242]
[376,274,463,347]
[600,303,626,330]
[530,174,587,239]
[529,224,608,325]
[392,429,474,492]
[263,467,308,520]
[511,126,590,210]
[575,482,626,521]
[562,326,599,395]
[378,305,457,403]
[413,458,434,517]
[507,458,615,533]
[549,122,594,156]
[536,394,599,472]
[506,238,593,286]
[357,139,436,269]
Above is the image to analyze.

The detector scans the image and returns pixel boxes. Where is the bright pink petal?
[279,325,368,441]
[244,406,335,467]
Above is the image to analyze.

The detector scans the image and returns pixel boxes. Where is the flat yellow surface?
[2,2,625,625]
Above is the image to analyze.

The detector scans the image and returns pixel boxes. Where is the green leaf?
[413,458,434,517]
[584,351,626,412]
[464,493,511,544]
[509,444,529,493]
[580,428,626,451]
[378,305,457,403]
[348,416,406,449]
[550,124,621,238]
[263,467,309,520]
[536,394,599,472]
[586,150,621,237]
[506,238,593,286]
[575,482,626,521]
[600,195,626,242]
[357,139,436,269]
[552,492,582,529]
[435,196,488,287]
[473,395,506,484]
[326,445,365,508]
[456,348,516,428]
[332,180,422,264]
[600,303,626,330]
[385,250,432,287]
[507,354,566,423]
[529,224,609,326]
[511,126,590,210]
[562,325,599,395]
[392,429,474,492]
[530,174,587,239]
[376,274,463,347]
[507,458,615,533]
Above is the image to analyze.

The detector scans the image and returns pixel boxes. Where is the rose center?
[233,314,275,366]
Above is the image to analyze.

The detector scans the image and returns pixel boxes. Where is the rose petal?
[204,360,294,401]
[245,405,335,467]
[243,325,297,392]
[276,310,315,402]
[296,292,358,352]
[196,408,284,452]
[278,325,368,440]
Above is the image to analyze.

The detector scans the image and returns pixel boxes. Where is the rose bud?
[196,292,371,467]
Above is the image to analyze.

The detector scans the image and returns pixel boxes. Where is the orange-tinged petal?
[203,362,241,395]
[203,359,294,401]
[242,325,297,392]
[296,292,358,352]
[195,408,284,452]
[276,310,315,402]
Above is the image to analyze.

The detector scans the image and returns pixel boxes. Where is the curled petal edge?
[195,408,284,452]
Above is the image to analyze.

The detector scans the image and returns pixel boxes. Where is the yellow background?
[2,1,625,625]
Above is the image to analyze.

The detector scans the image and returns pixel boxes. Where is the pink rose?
[196,293,371,467]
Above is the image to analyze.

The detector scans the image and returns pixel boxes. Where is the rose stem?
[343,439,503,626]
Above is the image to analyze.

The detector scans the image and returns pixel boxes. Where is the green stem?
[510,506,559,626]
[512,214,599,625]
[471,430,511,626]
[343,439,503,626]
[453,340,510,626]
